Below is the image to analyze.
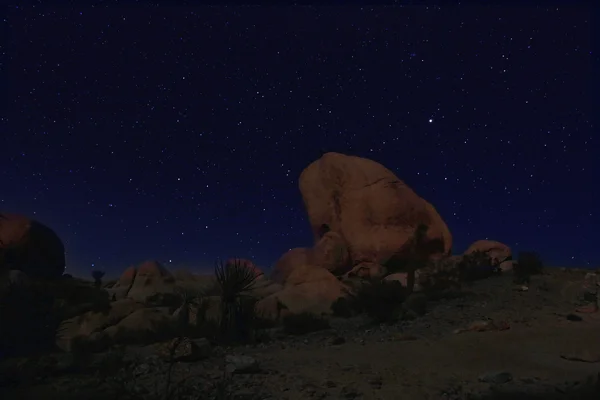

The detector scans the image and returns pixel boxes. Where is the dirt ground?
[2,268,600,399]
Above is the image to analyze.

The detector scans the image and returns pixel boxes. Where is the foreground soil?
[2,268,600,399]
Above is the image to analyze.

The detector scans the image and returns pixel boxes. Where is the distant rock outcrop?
[298,152,452,265]
[0,212,65,280]
[465,240,512,271]
[127,260,177,302]
[106,260,178,302]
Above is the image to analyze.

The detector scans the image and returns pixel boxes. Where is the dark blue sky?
[3,6,596,278]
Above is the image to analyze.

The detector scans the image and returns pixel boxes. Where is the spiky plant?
[214,259,258,342]
[172,286,210,332]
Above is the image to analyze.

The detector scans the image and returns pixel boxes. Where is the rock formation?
[298,152,452,266]
[464,240,512,271]
[0,212,66,280]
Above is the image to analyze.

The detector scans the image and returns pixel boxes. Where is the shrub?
[514,251,543,283]
[214,258,260,344]
[91,270,105,288]
[331,296,360,318]
[457,250,499,282]
[146,292,184,310]
[282,312,330,335]
[354,280,409,324]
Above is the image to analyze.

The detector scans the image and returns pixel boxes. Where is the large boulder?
[126,260,177,302]
[103,307,174,342]
[0,213,65,280]
[384,271,423,291]
[56,298,143,352]
[246,274,283,299]
[257,265,350,319]
[344,262,387,280]
[106,265,137,300]
[308,231,352,275]
[271,247,313,284]
[298,153,452,265]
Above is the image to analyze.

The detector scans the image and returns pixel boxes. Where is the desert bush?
[146,292,184,310]
[282,312,330,335]
[514,251,543,283]
[91,270,105,288]
[354,280,409,324]
[457,250,500,282]
[417,256,463,295]
[213,258,259,343]
[331,296,360,318]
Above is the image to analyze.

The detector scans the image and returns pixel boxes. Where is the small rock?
[560,350,600,363]
[329,336,346,346]
[478,371,513,384]
[225,355,260,374]
[566,313,583,321]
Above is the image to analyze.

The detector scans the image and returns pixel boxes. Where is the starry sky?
[3,6,597,278]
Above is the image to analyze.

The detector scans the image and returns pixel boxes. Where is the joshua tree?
[214,258,258,342]
[91,270,105,288]
[404,223,429,293]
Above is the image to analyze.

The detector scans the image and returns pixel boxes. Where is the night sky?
[3,6,596,279]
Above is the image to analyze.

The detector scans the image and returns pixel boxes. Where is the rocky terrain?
[1,152,598,399]
[1,267,599,400]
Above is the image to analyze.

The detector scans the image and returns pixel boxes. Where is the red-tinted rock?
[0,212,65,280]
[298,153,452,265]
[464,240,512,265]
[308,231,352,275]
[271,247,314,284]
[126,260,176,302]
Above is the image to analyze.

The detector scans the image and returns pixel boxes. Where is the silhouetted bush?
[282,312,330,335]
[457,250,500,282]
[146,292,183,310]
[354,280,409,324]
[91,270,105,288]
[514,251,543,283]
[331,296,360,318]
[213,258,262,344]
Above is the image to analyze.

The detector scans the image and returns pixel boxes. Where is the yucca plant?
[214,258,258,342]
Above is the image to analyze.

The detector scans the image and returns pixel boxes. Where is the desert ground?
[1,267,599,400]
